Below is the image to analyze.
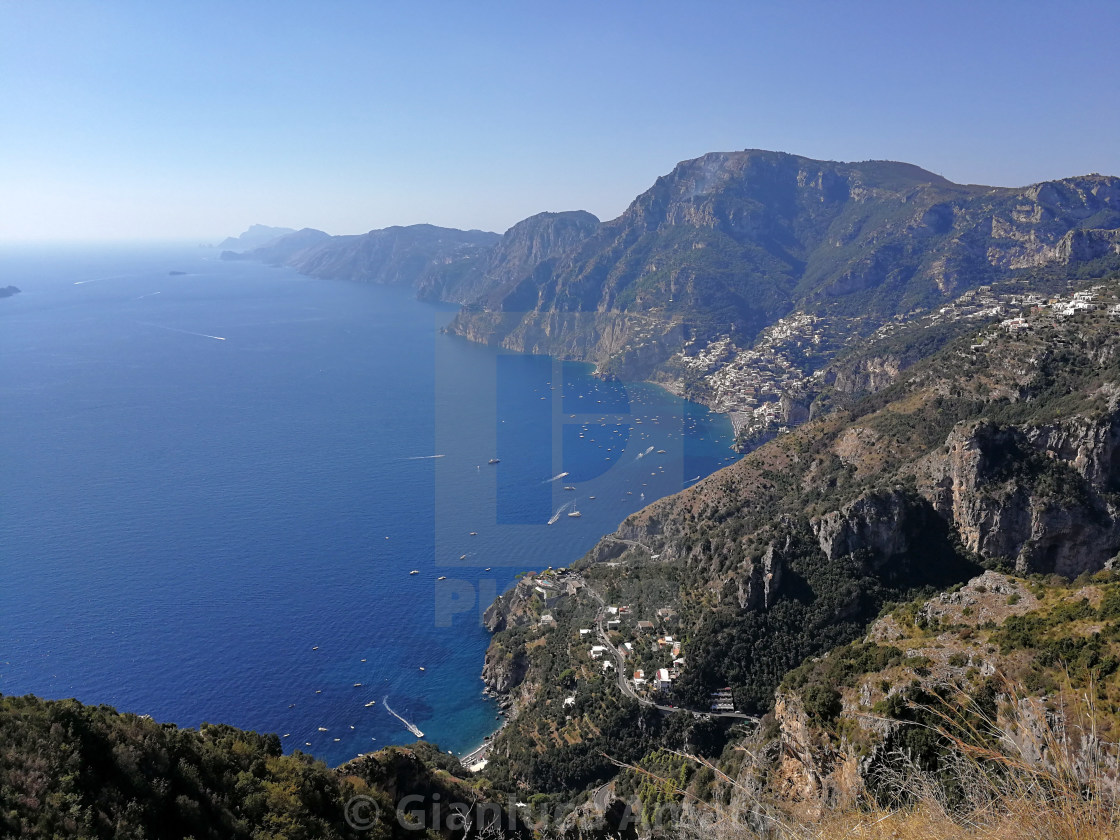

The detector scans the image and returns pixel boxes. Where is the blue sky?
[2,0,1118,242]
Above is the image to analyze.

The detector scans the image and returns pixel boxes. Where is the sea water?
[0,244,738,765]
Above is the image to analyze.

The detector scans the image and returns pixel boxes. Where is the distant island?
[0,285,21,298]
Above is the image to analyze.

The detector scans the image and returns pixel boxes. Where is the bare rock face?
[481,641,529,695]
[824,354,904,396]
[771,693,864,807]
[737,538,786,610]
[1022,412,1120,491]
[1052,227,1120,264]
[915,417,1120,576]
[482,578,541,633]
[810,488,923,568]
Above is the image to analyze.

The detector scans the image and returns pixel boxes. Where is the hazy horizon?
[3,0,1119,243]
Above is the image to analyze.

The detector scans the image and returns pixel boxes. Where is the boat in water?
[488,458,500,464]
[567,510,582,518]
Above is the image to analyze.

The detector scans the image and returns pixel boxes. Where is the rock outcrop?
[481,641,529,695]
[915,417,1120,576]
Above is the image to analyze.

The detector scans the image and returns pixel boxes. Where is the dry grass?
[613,677,1120,840]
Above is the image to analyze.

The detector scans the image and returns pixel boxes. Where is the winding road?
[577,573,756,722]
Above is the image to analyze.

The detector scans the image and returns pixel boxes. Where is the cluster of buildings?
[979,286,1117,342]
[584,600,688,697]
[673,313,831,439]
[528,568,583,628]
[566,592,739,713]
[667,276,1116,449]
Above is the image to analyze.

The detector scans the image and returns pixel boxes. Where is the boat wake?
[135,291,162,300]
[137,321,226,341]
[402,454,446,460]
[541,471,570,484]
[635,446,654,461]
[547,501,574,525]
[382,696,424,738]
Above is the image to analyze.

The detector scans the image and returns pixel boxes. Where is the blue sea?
[0,244,737,765]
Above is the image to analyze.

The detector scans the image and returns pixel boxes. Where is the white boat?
[567,511,582,518]
[364,701,377,707]
[409,570,419,575]
[437,576,447,580]
[318,727,328,732]
[488,458,500,464]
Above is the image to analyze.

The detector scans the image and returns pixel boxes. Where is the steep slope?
[0,693,527,839]
[766,568,1120,809]
[426,210,600,304]
[476,273,1120,794]
[448,150,1120,380]
[286,224,500,289]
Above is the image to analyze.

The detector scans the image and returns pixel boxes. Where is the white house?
[590,645,607,660]
[656,668,672,691]
[579,628,591,637]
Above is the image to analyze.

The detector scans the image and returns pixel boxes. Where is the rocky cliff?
[914,416,1120,576]
[286,224,500,288]
[436,210,600,306]
[448,150,1120,380]
[764,568,1120,811]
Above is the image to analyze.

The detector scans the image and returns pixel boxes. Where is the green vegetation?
[0,693,519,840]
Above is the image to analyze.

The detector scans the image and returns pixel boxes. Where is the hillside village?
[670,277,1120,448]
[517,567,740,716]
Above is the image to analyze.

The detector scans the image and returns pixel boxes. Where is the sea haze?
[0,245,738,765]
